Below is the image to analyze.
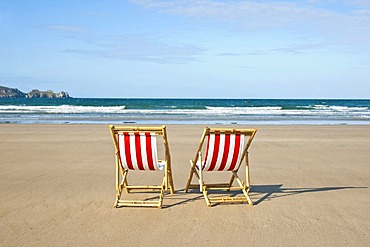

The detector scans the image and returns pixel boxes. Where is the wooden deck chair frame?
[185,127,257,207]
[109,125,174,208]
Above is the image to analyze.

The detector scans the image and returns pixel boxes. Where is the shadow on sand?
[168,185,367,207]
[116,185,367,208]
[250,184,367,205]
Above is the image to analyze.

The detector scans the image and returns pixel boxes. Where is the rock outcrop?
[0,86,71,98]
[27,89,70,98]
[0,86,27,98]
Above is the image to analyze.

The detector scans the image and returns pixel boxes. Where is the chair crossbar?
[204,186,245,191]
[117,200,162,207]
[187,183,230,189]
[208,197,250,203]
[187,184,246,191]
[117,131,162,136]
[113,126,164,133]
[125,185,164,192]
[207,128,256,134]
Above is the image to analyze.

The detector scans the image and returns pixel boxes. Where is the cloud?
[130,0,335,27]
[128,0,370,63]
[63,34,205,64]
[270,42,334,54]
[216,42,333,56]
[36,1,370,64]
[216,52,241,56]
[38,23,205,64]
[41,25,88,34]
[130,0,370,40]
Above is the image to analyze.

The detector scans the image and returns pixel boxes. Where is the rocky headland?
[0,86,71,98]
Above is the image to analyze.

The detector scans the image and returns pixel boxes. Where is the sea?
[0,98,369,125]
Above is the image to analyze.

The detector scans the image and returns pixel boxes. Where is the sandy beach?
[0,124,369,246]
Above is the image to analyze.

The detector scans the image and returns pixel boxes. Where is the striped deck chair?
[185,127,257,207]
[109,125,174,208]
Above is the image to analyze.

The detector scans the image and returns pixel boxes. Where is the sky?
[1,0,370,98]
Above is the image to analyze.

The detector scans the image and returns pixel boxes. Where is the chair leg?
[233,172,253,206]
[163,160,174,194]
[158,178,166,209]
[121,170,130,194]
[167,167,175,194]
[114,167,125,207]
[198,163,212,207]
[240,184,253,205]
[123,176,130,193]
[114,184,123,208]
[228,174,235,190]
[202,186,211,207]
[243,189,253,206]
[185,159,200,192]
[245,153,253,205]
[185,163,195,192]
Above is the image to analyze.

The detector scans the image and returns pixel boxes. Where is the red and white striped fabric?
[202,133,245,171]
[117,132,160,171]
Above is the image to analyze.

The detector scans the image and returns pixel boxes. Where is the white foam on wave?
[205,106,284,115]
[122,106,313,115]
[81,105,369,116]
[0,105,126,114]
[313,105,368,111]
[1,105,369,118]
[202,105,370,116]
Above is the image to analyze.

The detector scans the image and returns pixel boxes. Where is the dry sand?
[0,124,369,246]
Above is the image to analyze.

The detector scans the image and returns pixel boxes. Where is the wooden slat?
[208,197,249,202]
[126,186,163,192]
[208,128,257,135]
[202,183,230,187]
[204,186,244,191]
[187,184,243,190]
[110,125,164,134]
[117,201,160,207]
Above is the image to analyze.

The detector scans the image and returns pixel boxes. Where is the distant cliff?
[0,86,71,98]
[27,89,70,98]
[0,86,27,98]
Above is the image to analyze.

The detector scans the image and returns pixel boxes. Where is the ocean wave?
[0,105,126,114]
[1,99,370,124]
[108,106,370,117]
[204,106,370,115]
[312,105,368,111]
[1,104,369,116]
[205,106,282,114]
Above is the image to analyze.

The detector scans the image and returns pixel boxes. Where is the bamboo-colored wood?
[162,125,175,194]
[209,197,249,203]
[117,201,161,207]
[117,201,160,205]
[110,125,164,132]
[115,153,120,191]
[125,185,163,189]
[184,127,257,207]
[202,187,211,207]
[187,183,230,189]
[198,152,203,192]
[204,186,244,191]
[109,125,175,209]
[185,128,208,192]
[121,170,129,194]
